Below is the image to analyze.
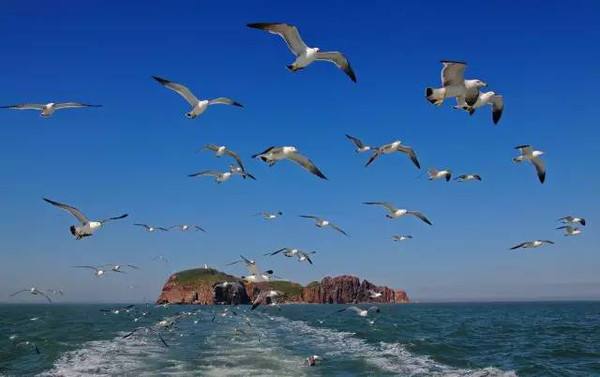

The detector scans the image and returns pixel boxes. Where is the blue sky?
[1,0,599,303]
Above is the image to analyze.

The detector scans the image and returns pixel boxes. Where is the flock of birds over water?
[4,22,588,365]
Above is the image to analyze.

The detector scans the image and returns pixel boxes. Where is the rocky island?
[156,267,409,305]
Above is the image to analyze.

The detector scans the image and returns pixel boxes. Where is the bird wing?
[346,306,362,314]
[194,225,206,232]
[287,152,328,179]
[396,145,421,169]
[134,224,149,229]
[406,211,432,225]
[100,214,128,224]
[542,240,555,245]
[510,242,526,250]
[247,23,308,56]
[329,223,349,236]
[1,103,45,110]
[300,215,320,221]
[38,291,53,303]
[72,265,99,271]
[490,95,504,125]
[515,145,532,154]
[531,157,546,184]
[315,51,357,82]
[299,252,314,264]
[363,201,397,213]
[208,97,243,107]
[10,289,28,297]
[224,150,245,171]
[152,76,199,106]
[464,87,480,107]
[204,144,220,152]
[365,149,382,167]
[267,248,287,256]
[43,198,89,224]
[252,146,276,158]
[240,255,259,275]
[53,102,101,110]
[345,134,365,149]
[251,291,268,310]
[127,264,140,270]
[188,170,221,177]
[441,61,466,87]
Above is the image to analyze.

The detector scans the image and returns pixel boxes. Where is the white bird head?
[474,80,488,88]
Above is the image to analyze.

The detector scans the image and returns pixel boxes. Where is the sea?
[1,302,599,376]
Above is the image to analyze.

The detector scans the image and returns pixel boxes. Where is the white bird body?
[510,240,554,250]
[365,140,421,169]
[513,145,546,183]
[363,202,433,225]
[557,225,582,236]
[253,145,327,179]
[392,235,412,241]
[426,61,487,106]
[428,168,452,181]
[455,91,504,125]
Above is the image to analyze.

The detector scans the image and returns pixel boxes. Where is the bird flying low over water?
[10,288,53,303]
[252,146,327,179]
[251,290,282,310]
[0,102,101,117]
[428,168,452,181]
[392,235,413,242]
[558,216,586,226]
[152,76,242,119]
[247,22,357,82]
[556,226,582,236]
[336,305,380,317]
[365,140,421,169]
[455,174,482,182]
[345,134,373,153]
[513,145,546,183]
[134,224,169,232]
[510,240,554,250]
[43,198,128,240]
[454,91,504,125]
[369,290,383,298]
[363,202,432,225]
[426,60,487,107]
[300,215,349,236]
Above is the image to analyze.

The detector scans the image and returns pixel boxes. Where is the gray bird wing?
[43,198,89,224]
[315,51,357,82]
[153,76,199,106]
[441,61,466,87]
[287,152,328,179]
[247,23,308,56]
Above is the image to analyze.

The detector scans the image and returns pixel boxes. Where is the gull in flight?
[345,134,373,153]
[266,247,316,264]
[556,225,582,236]
[10,288,52,303]
[43,198,128,240]
[558,216,586,226]
[455,174,482,182]
[427,168,452,182]
[103,264,140,273]
[228,163,256,180]
[426,60,487,107]
[247,22,357,82]
[169,224,206,232]
[365,140,421,169]
[510,240,554,250]
[369,290,383,299]
[1,102,101,117]
[363,202,432,225]
[134,224,169,232]
[300,215,349,236]
[188,169,234,183]
[256,211,283,220]
[252,146,327,179]
[454,91,504,125]
[202,144,254,179]
[336,305,380,317]
[513,145,546,183]
[392,235,412,242]
[72,265,113,277]
[251,290,282,310]
[238,255,274,283]
[152,76,242,119]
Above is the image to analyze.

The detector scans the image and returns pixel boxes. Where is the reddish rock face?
[301,276,408,304]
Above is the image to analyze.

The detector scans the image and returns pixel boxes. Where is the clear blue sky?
[1,0,599,303]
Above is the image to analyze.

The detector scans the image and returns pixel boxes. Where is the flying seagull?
[247,22,356,82]
[345,134,373,153]
[365,140,420,169]
[256,211,283,220]
[427,168,452,182]
[1,102,101,117]
[300,215,348,236]
[513,145,546,183]
[252,146,327,179]
[169,224,205,232]
[202,144,254,179]
[363,202,432,225]
[556,226,582,236]
[188,169,234,184]
[10,288,52,303]
[103,264,140,273]
[152,76,242,119]
[251,290,282,310]
[455,91,504,125]
[43,198,128,240]
[267,247,316,264]
[426,60,487,106]
[134,224,169,232]
[228,163,256,180]
[455,174,482,182]
[369,290,383,298]
[72,265,112,277]
[392,235,412,242]
[510,240,554,250]
[238,255,274,283]
[558,216,586,226]
[336,305,380,317]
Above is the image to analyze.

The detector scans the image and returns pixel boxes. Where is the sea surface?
[1,302,599,376]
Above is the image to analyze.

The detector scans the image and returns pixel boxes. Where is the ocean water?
[1,302,599,376]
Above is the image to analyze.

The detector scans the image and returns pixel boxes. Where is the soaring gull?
[363,202,432,225]
[392,235,413,242]
[134,224,169,232]
[252,146,327,179]
[345,134,373,153]
[427,168,452,182]
[455,91,504,125]
[455,174,482,182]
[426,60,487,106]
[251,290,282,310]
[365,140,420,169]
[256,211,283,220]
[556,226,582,236]
[1,102,101,117]
[558,216,586,226]
[336,305,380,317]
[202,144,254,179]
[513,145,546,183]
[10,288,52,303]
[300,215,349,236]
[509,240,554,250]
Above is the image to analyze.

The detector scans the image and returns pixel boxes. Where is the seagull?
[251,290,282,310]
[134,224,169,232]
[513,145,546,183]
[369,290,383,299]
[202,144,254,179]
[169,224,205,232]
[455,174,482,182]
[365,140,420,169]
[247,22,356,82]
[43,198,128,240]
[103,264,140,273]
[228,164,256,180]
[425,60,487,107]
[556,226,582,236]
[100,304,135,315]
[336,305,380,317]
[454,91,504,125]
[1,102,101,117]
[256,211,283,220]
[558,216,586,226]
[266,248,316,264]
[300,215,349,236]
[152,76,242,119]
[345,134,373,153]
[10,288,52,303]
[509,240,554,250]
[72,265,111,277]
[252,146,327,179]
[238,255,274,283]
[363,202,432,225]
[427,168,452,182]
[392,235,412,242]
[188,169,234,184]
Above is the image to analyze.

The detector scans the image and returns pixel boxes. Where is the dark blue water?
[1,302,599,376]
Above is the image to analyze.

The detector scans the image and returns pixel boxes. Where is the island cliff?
[156,268,409,305]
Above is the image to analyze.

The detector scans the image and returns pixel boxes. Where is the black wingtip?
[152,76,170,85]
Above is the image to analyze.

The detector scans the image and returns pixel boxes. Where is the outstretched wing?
[531,157,546,184]
[441,60,466,87]
[208,97,243,107]
[54,102,101,110]
[43,198,89,224]
[490,95,504,125]
[100,214,128,224]
[152,76,199,106]
[396,145,421,169]
[1,103,45,110]
[329,223,349,236]
[345,134,365,149]
[510,242,526,250]
[315,51,357,82]
[247,22,308,56]
[406,211,432,225]
[287,152,328,180]
[363,201,397,213]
